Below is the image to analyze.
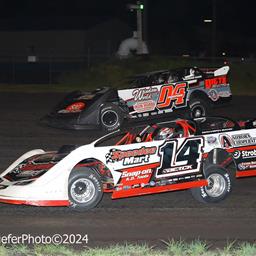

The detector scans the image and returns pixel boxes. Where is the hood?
[51,87,113,115]
[2,152,67,185]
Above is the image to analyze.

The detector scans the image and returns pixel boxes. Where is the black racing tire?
[100,104,124,132]
[191,165,233,203]
[68,168,103,211]
[189,98,209,118]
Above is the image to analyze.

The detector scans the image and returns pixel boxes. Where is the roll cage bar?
[94,117,256,147]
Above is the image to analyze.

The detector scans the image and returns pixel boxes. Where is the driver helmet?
[157,76,165,84]
[157,127,174,140]
[184,68,195,80]
[167,74,173,83]
[189,68,195,76]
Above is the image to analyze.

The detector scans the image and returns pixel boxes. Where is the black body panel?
[41,87,122,130]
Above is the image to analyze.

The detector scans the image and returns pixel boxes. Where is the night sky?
[0,0,255,56]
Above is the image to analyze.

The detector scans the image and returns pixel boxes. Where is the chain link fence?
[0,53,254,84]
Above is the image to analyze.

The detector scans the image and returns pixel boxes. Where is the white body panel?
[0,139,164,201]
[1,123,256,203]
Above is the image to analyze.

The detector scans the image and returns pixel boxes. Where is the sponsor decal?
[162,165,193,174]
[233,149,256,159]
[123,82,188,115]
[207,136,217,145]
[205,75,227,89]
[105,146,157,166]
[219,134,233,148]
[64,102,85,113]
[134,100,156,113]
[241,149,256,159]
[238,161,256,170]
[208,89,219,101]
[233,150,241,159]
[121,169,152,181]
[220,133,256,148]
[4,162,50,181]
[157,82,188,110]
[218,90,232,98]
[231,133,256,147]
[132,87,158,101]
[16,170,46,178]
[132,87,158,112]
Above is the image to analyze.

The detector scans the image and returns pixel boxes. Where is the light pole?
[212,0,217,60]
[137,2,143,54]
[203,0,217,61]
[203,19,212,57]
[127,2,144,54]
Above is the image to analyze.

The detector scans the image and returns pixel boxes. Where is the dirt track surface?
[0,93,255,247]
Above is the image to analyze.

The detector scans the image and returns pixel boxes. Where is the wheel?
[68,168,103,210]
[100,104,124,131]
[189,98,209,118]
[191,165,233,203]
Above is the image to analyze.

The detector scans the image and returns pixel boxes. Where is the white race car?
[0,116,255,210]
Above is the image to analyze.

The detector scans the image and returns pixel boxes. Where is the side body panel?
[118,71,231,118]
[203,129,256,177]
[1,123,256,206]
[0,136,208,203]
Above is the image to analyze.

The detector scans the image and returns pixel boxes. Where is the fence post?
[12,56,16,84]
[107,40,111,58]
[87,47,90,68]
[49,55,52,85]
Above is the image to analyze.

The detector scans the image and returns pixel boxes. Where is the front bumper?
[0,197,69,207]
[0,180,69,207]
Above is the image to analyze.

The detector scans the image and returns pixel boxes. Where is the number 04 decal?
[157,82,187,110]
[156,137,204,178]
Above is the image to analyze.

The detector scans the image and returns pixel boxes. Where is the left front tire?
[68,168,103,210]
[100,104,124,131]
[190,165,233,203]
[189,98,209,118]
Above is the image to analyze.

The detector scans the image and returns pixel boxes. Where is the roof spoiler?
[214,66,230,76]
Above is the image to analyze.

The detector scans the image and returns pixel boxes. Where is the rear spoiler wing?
[200,66,230,76]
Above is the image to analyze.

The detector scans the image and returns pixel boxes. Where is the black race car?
[42,66,232,131]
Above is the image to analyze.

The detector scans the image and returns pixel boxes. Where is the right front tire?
[68,168,103,210]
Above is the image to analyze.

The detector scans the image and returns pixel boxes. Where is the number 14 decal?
[156,137,204,178]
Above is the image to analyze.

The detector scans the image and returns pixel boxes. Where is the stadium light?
[127,2,144,11]
[127,1,144,54]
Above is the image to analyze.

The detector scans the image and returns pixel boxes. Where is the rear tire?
[191,165,233,203]
[68,168,103,210]
[189,98,209,118]
[100,104,123,132]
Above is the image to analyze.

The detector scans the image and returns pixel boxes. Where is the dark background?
[0,0,254,83]
[0,0,254,56]
[0,1,255,247]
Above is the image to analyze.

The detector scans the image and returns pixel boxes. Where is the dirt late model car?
[0,116,255,210]
[42,66,232,131]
